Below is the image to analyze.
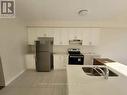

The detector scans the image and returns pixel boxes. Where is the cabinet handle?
[43,34,47,37]
[60,41,63,45]
[89,42,92,45]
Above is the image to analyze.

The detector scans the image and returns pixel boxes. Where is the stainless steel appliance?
[35,37,54,72]
[0,57,5,89]
[68,48,84,65]
[69,39,82,45]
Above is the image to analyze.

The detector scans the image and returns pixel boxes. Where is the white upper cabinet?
[28,28,38,45]
[82,30,89,45]
[28,27,100,46]
[36,28,54,37]
[82,28,100,45]
[28,28,55,45]
[87,28,100,46]
[54,30,60,45]
[69,28,83,40]
[54,28,69,45]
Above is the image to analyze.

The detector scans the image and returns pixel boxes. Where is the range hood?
[69,39,82,45]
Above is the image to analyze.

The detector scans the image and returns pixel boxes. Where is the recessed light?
[78,10,88,16]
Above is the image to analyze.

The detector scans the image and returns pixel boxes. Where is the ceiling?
[16,0,127,22]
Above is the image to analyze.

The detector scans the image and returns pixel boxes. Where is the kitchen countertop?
[67,64,127,95]
[53,52,68,55]
[94,58,115,63]
[53,52,99,55]
[105,62,127,77]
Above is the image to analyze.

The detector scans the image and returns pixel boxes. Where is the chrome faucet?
[93,66,109,79]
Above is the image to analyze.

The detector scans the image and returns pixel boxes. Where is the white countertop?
[53,52,69,55]
[67,65,127,95]
[53,52,98,55]
[105,62,127,77]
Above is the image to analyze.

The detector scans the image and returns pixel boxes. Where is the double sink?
[82,66,118,77]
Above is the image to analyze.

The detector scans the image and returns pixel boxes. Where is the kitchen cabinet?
[25,54,36,69]
[61,30,69,45]
[54,29,69,45]
[28,27,100,46]
[68,28,100,45]
[36,28,54,37]
[82,30,90,45]
[28,28,38,45]
[82,28,100,45]
[88,28,100,45]
[28,28,54,45]
[54,54,68,69]
[69,28,83,40]
[89,28,100,45]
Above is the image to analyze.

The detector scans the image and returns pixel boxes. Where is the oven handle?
[69,56,84,58]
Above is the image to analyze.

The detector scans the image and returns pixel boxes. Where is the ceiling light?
[78,10,88,16]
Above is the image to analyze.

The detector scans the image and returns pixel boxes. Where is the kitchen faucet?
[93,66,109,79]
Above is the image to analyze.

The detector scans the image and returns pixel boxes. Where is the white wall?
[0,18,27,85]
[98,28,127,65]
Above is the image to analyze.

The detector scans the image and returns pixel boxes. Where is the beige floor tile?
[0,70,67,95]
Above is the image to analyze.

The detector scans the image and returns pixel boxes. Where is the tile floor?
[0,70,67,95]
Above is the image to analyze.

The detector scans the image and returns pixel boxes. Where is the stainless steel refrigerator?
[35,37,54,72]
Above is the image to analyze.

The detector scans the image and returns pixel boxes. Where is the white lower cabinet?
[54,54,68,70]
[25,54,36,69]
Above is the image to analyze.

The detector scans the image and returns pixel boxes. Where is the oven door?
[69,55,84,65]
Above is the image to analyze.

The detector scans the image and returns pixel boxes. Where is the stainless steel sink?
[82,67,118,77]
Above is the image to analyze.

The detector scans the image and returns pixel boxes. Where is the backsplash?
[27,45,98,54]
[53,45,97,54]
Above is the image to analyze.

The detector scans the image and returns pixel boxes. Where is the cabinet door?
[36,28,54,37]
[54,55,63,69]
[54,54,68,69]
[69,28,83,40]
[54,30,60,45]
[61,30,69,45]
[74,28,83,40]
[82,28,100,46]
[25,55,35,69]
[88,28,100,46]
[54,28,69,45]
[68,28,75,40]
[82,29,90,45]
[62,55,68,68]
[28,28,38,45]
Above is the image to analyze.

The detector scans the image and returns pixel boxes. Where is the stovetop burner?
[68,51,81,55]
[68,48,82,55]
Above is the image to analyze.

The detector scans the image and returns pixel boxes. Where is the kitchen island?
[67,65,127,95]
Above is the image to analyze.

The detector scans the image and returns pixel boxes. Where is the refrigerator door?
[36,52,51,72]
[38,37,53,44]
[36,37,53,52]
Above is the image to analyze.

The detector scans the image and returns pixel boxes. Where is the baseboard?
[5,69,26,86]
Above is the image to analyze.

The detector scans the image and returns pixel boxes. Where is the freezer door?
[35,38,53,52]
[36,52,51,72]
